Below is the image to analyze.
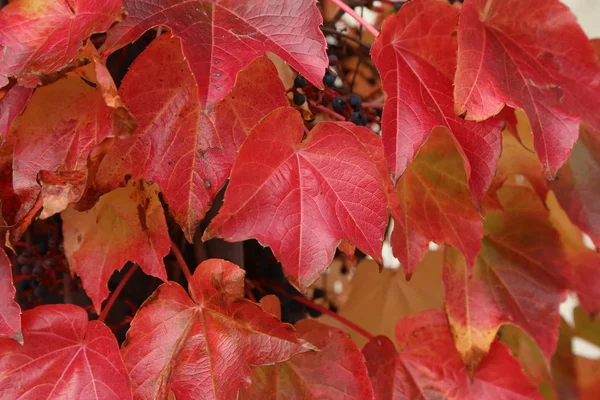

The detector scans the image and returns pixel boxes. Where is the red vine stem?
[328,0,380,38]
[362,102,383,109]
[258,280,374,340]
[170,240,192,281]
[98,264,138,323]
[309,100,346,121]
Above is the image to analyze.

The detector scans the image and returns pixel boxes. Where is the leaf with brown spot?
[62,180,169,313]
[11,44,134,226]
[96,35,288,241]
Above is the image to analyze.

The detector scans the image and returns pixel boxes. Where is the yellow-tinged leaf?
[62,180,169,313]
[338,252,444,348]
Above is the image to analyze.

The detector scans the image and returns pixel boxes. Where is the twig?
[171,240,192,281]
[328,0,380,37]
[350,6,365,91]
[303,124,311,136]
[245,284,258,302]
[309,100,346,121]
[258,280,374,340]
[98,264,138,322]
[362,102,384,109]
[320,27,371,49]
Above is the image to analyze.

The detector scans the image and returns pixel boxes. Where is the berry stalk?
[328,0,380,38]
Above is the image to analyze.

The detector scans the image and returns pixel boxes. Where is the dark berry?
[20,265,32,275]
[48,236,59,249]
[17,253,33,265]
[294,75,307,88]
[293,92,306,106]
[348,94,362,111]
[34,284,49,299]
[394,1,405,11]
[351,112,368,126]
[328,54,338,66]
[313,288,325,299]
[32,265,44,278]
[307,307,323,318]
[34,240,48,255]
[332,97,347,113]
[323,74,336,88]
[42,258,56,271]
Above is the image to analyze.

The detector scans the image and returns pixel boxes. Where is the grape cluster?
[290,52,380,130]
[12,231,68,310]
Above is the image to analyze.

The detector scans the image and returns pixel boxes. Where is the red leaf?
[548,192,600,315]
[121,259,312,400]
[104,0,327,107]
[11,46,134,224]
[0,248,20,342]
[96,35,288,241]
[454,0,600,177]
[0,304,132,399]
[204,107,388,291]
[0,84,32,145]
[552,126,600,248]
[492,127,548,202]
[389,128,483,276]
[62,180,170,313]
[0,139,21,226]
[362,310,542,399]
[0,0,123,87]
[443,186,568,370]
[371,0,502,204]
[241,319,373,399]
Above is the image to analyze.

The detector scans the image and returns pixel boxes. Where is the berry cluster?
[13,231,67,309]
[290,52,381,131]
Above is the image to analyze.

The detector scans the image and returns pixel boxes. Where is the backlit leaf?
[0,304,132,399]
[62,180,169,313]
[491,111,548,201]
[548,191,600,315]
[204,107,388,291]
[339,255,444,348]
[455,0,600,177]
[371,0,502,204]
[443,186,568,370]
[552,126,600,249]
[362,310,541,399]
[104,0,327,107]
[121,259,312,400]
[389,128,483,276]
